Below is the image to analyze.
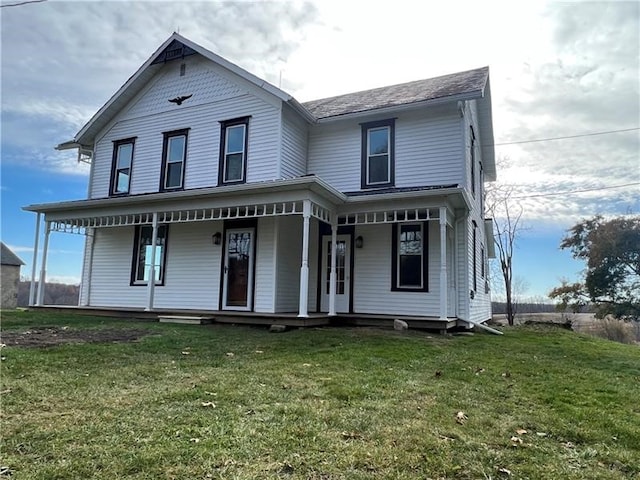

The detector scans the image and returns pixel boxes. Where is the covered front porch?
[24,176,470,323]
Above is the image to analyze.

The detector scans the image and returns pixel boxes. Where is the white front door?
[320,235,351,313]
[222,228,254,311]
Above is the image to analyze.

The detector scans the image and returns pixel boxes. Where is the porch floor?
[28,305,461,331]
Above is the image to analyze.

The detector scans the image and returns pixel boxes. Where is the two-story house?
[25,33,496,329]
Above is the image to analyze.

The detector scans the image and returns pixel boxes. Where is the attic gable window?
[109,138,135,196]
[361,119,395,189]
[218,117,250,185]
[160,129,189,191]
[151,40,197,65]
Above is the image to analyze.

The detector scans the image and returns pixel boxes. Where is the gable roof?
[302,67,489,120]
[60,33,313,149]
[1,242,25,266]
[58,33,495,180]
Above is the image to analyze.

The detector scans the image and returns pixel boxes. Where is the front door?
[320,235,351,313]
[222,228,254,311]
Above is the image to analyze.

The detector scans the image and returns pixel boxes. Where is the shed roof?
[302,67,489,119]
[1,242,25,266]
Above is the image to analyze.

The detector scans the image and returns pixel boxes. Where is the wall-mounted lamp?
[355,236,364,249]
[212,232,222,245]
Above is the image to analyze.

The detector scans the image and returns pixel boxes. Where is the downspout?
[465,318,503,335]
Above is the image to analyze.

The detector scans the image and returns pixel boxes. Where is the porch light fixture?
[212,232,222,245]
[355,236,364,249]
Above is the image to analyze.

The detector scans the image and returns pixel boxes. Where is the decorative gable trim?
[150,39,197,65]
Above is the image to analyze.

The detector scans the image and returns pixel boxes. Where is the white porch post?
[29,212,42,306]
[36,221,51,306]
[298,200,311,317]
[79,229,96,307]
[145,213,159,312]
[439,207,448,320]
[328,219,338,316]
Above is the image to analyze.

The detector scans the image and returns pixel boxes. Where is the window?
[361,119,395,188]
[131,225,168,285]
[391,222,428,291]
[161,129,188,190]
[110,138,135,195]
[481,243,486,278]
[219,117,249,185]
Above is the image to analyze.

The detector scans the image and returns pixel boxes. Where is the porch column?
[328,220,338,316]
[79,229,96,307]
[298,200,311,317]
[36,221,51,306]
[29,212,42,306]
[439,207,448,320]
[145,213,159,312]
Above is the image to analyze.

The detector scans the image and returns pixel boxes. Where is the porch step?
[158,315,214,325]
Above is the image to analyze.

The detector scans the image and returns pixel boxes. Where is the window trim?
[361,118,395,189]
[472,221,478,292]
[218,117,250,185]
[130,224,169,286]
[109,137,136,196]
[391,222,428,292]
[160,128,189,191]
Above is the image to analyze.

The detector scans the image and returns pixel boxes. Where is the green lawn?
[1,310,638,479]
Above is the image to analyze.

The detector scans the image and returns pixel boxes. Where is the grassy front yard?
[1,310,638,479]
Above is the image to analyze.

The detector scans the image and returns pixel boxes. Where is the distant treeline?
[17,281,80,307]
[492,301,594,314]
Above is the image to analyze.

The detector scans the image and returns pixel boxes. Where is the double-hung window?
[110,138,135,195]
[361,119,395,189]
[392,222,428,291]
[219,117,249,185]
[161,129,188,190]
[131,225,168,285]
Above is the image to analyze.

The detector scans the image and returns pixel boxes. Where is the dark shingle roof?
[302,67,488,119]
[1,242,25,266]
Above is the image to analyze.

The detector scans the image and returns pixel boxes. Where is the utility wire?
[486,127,640,147]
[511,182,640,200]
[0,0,46,7]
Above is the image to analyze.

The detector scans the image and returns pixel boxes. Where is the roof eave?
[22,176,347,214]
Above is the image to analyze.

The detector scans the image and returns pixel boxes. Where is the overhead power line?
[486,127,640,147]
[0,0,46,7]
[511,182,640,200]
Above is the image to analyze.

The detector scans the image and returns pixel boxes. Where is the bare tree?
[486,159,525,325]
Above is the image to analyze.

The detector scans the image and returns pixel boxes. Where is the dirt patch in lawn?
[1,326,151,348]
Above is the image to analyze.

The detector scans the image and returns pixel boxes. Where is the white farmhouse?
[25,33,496,330]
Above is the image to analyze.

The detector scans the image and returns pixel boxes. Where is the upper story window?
[391,222,428,292]
[131,224,168,286]
[110,138,135,195]
[161,129,189,191]
[219,117,249,185]
[361,119,395,189]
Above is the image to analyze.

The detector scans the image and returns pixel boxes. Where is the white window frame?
[163,132,187,190]
[133,225,168,285]
[367,126,391,186]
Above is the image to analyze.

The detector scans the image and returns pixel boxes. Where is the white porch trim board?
[328,221,338,316]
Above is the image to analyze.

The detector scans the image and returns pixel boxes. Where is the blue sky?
[1,0,638,300]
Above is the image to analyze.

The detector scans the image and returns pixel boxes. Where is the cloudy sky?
[1,0,638,298]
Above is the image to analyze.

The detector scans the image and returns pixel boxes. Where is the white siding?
[307,105,464,192]
[90,57,281,199]
[352,222,442,316]
[254,217,275,313]
[274,216,302,312]
[78,230,93,306]
[88,222,222,310]
[280,106,308,179]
